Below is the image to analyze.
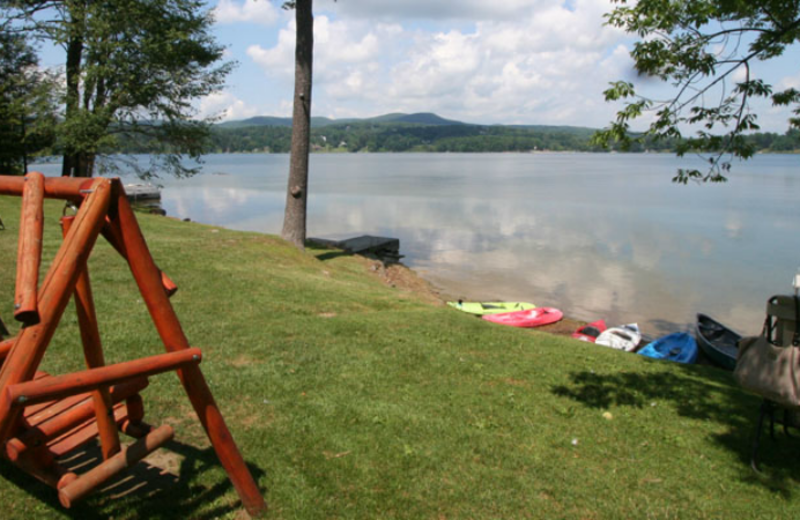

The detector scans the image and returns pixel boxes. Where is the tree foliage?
[0,31,59,174]
[594,0,800,182]
[1,0,232,178]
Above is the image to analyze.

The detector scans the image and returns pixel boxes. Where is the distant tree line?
[108,120,800,156]
[201,123,618,153]
[188,123,800,155]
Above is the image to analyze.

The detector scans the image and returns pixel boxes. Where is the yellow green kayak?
[447,301,536,316]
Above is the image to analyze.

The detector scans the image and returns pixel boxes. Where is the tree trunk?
[280,0,313,250]
[20,117,28,174]
[62,6,85,177]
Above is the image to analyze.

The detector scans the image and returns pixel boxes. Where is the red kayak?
[571,320,607,343]
[482,307,563,328]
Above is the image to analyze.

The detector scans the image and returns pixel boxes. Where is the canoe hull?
[482,307,563,328]
[638,332,698,364]
[695,313,740,371]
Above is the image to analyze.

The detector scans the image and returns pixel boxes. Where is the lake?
[29,152,800,336]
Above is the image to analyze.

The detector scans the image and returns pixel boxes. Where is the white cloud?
[198,91,261,121]
[731,64,749,84]
[215,0,279,26]
[247,16,405,105]
[245,0,630,126]
[778,71,800,90]
[326,0,557,22]
[247,41,288,72]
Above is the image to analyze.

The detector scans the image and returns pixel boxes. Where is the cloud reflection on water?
[32,152,796,338]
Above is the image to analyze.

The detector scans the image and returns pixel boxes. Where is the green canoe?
[447,301,536,316]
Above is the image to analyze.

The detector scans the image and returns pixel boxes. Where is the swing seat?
[0,346,202,506]
[5,371,150,489]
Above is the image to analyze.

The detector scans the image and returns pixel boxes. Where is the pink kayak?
[482,307,563,328]
[571,320,607,343]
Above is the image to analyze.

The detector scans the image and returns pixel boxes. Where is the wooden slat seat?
[47,403,130,458]
[6,372,151,464]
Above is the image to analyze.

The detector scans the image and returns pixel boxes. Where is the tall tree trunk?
[20,117,27,174]
[61,6,85,177]
[281,0,313,250]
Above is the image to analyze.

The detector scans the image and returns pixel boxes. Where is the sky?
[36,0,800,131]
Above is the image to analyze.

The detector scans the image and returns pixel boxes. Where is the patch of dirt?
[362,259,443,306]
[356,255,590,343]
[228,354,255,367]
[536,318,584,337]
[142,445,185,476]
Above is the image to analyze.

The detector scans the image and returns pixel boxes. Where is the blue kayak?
[638,332,698,364]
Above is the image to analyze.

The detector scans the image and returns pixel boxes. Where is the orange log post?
[0,179,113,443]
[112,190,267,517]
[120,394,151,438]
[101,220,177,297]
[0,337,15,362]
[14,172,45,325]
[6,348,201,407]
[58,424,174,508]
[61,215,121,460]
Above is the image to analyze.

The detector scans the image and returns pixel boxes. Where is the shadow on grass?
[551,366,800,495]
[305,241,352,262]
[0,438,267,519]
[315,250,352,262]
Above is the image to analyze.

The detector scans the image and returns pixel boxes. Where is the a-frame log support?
[0,174,267,517]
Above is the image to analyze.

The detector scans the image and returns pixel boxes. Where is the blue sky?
[37,0,800,131]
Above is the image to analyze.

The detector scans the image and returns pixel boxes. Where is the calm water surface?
[31,152,800,335]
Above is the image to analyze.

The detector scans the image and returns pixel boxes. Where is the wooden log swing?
[0,173,266,516]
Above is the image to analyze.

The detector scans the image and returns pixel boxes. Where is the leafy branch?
[594,0,800,183]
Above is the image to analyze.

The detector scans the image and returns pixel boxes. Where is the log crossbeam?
[5,348,201,408]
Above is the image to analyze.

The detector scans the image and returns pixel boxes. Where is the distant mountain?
[214,112,607,135]
[367,112,466,126]
[218,112,469,129]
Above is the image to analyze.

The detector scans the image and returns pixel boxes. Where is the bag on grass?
[734,295,800,409]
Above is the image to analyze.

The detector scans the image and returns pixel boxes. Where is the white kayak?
[595,323,642,352]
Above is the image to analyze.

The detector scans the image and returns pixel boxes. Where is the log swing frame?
[0,173,266,516]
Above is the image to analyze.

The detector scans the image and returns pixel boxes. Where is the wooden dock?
[310,235,403,263]
[124,184,161,201]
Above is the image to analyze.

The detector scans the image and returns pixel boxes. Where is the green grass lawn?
[0,195,798,519]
